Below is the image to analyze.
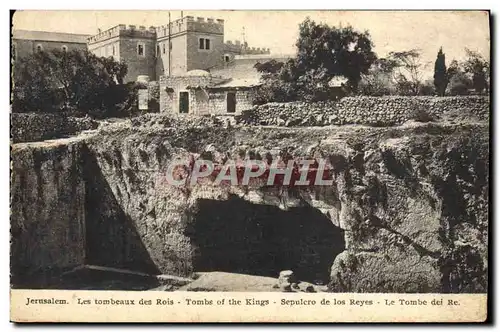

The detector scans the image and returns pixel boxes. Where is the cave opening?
[187,195,345,284]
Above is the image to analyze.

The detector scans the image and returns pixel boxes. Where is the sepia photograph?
[9,9,490,322]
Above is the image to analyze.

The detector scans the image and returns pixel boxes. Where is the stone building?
[159,70,261,115]
[86,15,283,115]
[87,25,157,83]
[12,15,289,116]
[158,52,294,115]
[87,16,272,83]
[11,30,90,62]
[155,16,226,77]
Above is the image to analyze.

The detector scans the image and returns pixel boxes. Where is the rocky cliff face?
[10,114,489,292]
[10,138,86,286]
[327,124,489,293]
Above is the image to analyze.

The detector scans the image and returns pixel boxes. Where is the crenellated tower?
[88,24,156,82]
[88,15,272,82]
[155,16,225,77]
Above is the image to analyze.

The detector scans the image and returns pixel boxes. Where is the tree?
[463,48,489,94]
[387,49,424,96]
[254,60,284,74]
[255,17,377,103]
[447,72,472,96]
[12,49,128,115]
[447,59,461,80]
[294,18,377,92]
[445,59,472,96]
[419,79,435,96]
[253,59,299,105]
[433,47,448,96]
[358,57,399,96]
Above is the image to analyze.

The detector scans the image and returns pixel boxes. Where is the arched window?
[36,44,43,52]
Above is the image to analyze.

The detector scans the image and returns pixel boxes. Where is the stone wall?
[236,96,490,127]
[205,89,254,115]
[119,36,156,83]
[156,34,188,77]
[11,113,98,143]
[159,75,214,113]
[185,32,224,72]
[159,75,253,115]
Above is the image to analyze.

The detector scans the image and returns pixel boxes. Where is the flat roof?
[234,53,295,61]
[212,78,262,88]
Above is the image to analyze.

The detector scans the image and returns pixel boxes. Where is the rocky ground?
[11,110,489,293]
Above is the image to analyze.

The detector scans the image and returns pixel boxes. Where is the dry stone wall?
[236,96,489,127]
[11,113,98,143]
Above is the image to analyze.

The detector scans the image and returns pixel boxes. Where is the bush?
[148,81,160,112]
[10,113,98,143]
[447,72,472,96]
[411,107,436,123]
[419,80,436,96]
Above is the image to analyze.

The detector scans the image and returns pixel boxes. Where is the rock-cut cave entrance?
[187,195,345,284]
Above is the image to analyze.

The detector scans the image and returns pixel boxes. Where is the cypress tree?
[433,47,448,96]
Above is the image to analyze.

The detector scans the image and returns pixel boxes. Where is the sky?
[12,10,490,79]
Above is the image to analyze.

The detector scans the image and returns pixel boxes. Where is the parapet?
[156,16,224,39]
[223,40,271,55]
[88,24,156,44]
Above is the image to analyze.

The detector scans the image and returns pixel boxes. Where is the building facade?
[87,25,157,83]
[159,70,260,115]
[11,30,89,62]
[87,16,272,83]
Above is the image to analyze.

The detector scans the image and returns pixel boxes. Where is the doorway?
[179,91,189,114]
[227,92,236,113]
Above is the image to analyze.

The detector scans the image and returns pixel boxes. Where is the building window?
[36,44,43,52]
[112,45,116,56]
[137,43,145,57]
[156,45,160,57]
[199,38,210,50]
[162,43,166,54]
[61,45,68,52]
[225,55,230,62]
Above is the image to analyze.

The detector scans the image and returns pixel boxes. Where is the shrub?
[411,107,436,123]
[10,113,98,143]
[447,72,472,96]
[148,81,160,112]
